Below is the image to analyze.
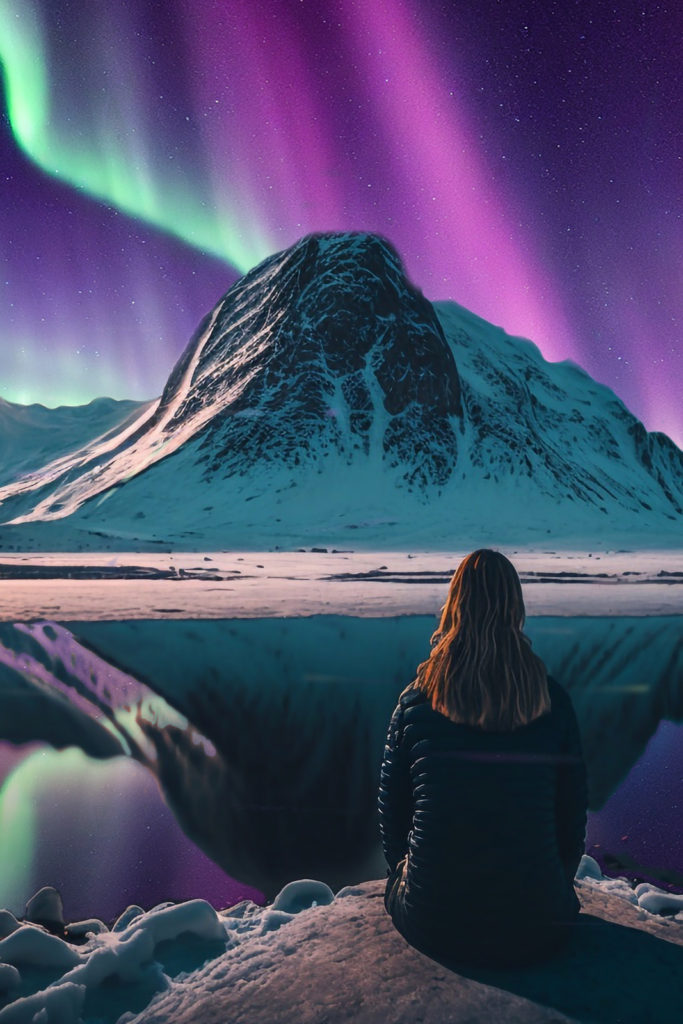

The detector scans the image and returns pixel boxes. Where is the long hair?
[415,549,550,731]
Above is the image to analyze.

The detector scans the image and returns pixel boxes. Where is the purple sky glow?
[0,0,680,444]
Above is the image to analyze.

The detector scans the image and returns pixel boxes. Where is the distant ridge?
[0,396,149,488]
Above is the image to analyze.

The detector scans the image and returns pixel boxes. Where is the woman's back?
[378,550,587,968]
[380,678,586,965]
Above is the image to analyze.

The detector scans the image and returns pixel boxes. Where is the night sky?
[1,0,680,445]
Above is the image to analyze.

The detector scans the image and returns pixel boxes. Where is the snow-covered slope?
[0,232,680,549]
[0,397,149,488]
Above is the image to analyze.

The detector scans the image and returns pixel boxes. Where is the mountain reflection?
[0,615,681,898]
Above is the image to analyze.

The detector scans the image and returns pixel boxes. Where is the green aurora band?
[0,0,270,273]
[0,754,36,913]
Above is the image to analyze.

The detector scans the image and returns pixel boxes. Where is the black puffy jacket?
[378,675,587,965]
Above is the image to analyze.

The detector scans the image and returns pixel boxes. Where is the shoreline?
[0,549,680,621]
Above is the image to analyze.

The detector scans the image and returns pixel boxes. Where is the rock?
[24,886,64,930]
[129,879,683,1024]
[271,879,335,914]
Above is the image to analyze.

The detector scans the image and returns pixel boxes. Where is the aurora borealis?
[0,0,681,444]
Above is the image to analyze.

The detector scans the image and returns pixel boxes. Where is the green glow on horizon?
[1,383,124,408]
[0,0,272,275]
[0,336,161,406]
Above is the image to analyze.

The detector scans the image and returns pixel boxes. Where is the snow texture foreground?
[0,862,682,1024]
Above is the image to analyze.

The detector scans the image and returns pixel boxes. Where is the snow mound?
[271,879,335,914]
[0,981,85,1024]
[0,916,19,941]
[634,884,683,916]
[575,854,604,880]
[576,857,683,914]
[0,879,329,1023]
[0,966,19,993]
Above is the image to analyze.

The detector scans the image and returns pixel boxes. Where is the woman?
[378,549,587,968]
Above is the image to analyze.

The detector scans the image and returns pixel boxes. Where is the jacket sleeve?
[553,681,588,883]
[378,702,413,875]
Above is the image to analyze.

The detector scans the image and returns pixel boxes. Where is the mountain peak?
[156,230,463,486]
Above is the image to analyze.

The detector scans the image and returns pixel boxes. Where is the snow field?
[0,869,680,1024]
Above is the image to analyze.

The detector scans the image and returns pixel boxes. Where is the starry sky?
[0,0,681,445]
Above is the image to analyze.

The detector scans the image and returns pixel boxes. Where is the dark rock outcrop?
[166,232,463,489]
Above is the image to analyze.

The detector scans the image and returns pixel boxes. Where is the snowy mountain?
[0,232,681,550]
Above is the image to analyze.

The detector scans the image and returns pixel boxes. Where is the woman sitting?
[378,548,587,967]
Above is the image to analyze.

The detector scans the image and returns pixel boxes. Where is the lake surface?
[0,571,681,922]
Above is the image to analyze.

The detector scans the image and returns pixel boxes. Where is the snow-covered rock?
[136,878,683,1024]
[0,927,79,970]
[0,232,680,550]
[0,965,20,994]
[65,919,109,941]
[111,908,144,933]
[2,875,680,1024]
[635,884,683,916]
[270,879,335,914]
[24,887,64,930]
[575,854,604,881]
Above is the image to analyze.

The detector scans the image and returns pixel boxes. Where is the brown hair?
[415,549,550,731]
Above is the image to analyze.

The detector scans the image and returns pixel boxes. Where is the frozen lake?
[0,548,681,620]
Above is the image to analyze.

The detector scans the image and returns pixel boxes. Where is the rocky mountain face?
[0,231,681,547]
[156,232,463,489]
